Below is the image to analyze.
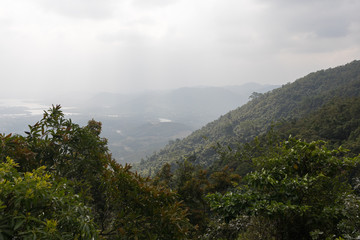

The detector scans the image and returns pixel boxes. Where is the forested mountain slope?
[277,97,360,153]
[136,60,360,174]
[209,96,360,175]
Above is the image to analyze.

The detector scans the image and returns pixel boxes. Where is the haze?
[1,0,360,99]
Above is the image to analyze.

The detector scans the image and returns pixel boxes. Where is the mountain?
[208,95,360,175]
[97,84,278,163]
[83,83,278,128]
[136,60,360,174]
[1,83,278,164]
[276,96,360,154]
[108,121,193,163]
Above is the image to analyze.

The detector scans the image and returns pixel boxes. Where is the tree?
[207,137,360,239]
[0,157,98,239]
[1,105,112,232]
[1,105,192,239]
[99,160,191,239]
[24,105,109,182]
[207,166,241,194]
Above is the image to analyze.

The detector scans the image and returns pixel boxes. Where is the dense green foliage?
[277,97,360,154]
[0,157,98,239]
[99,159,190,239]
[136,60,360,175]
[211,96,360,175]
[207,138,360,239]
[1,106,191,239]
[152,159,241,238]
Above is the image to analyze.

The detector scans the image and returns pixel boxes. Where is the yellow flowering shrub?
[0,157,98,239]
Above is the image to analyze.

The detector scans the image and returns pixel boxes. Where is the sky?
[1,0,360,98]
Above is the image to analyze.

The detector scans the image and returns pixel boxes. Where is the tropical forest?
[1,60,360,239]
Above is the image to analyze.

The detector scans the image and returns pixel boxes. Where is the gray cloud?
[247,0,360,55]
[267,1,359,35]
[132,0,179,8]
[0,0,359,98]
[34,0,118,19]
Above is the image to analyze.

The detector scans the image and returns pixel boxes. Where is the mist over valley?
[0,83,277,164]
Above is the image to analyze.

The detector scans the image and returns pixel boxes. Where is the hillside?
[136,60,360,174]
[82,83,278,128]
[0,83,277,164]
[209,96,360,175]
[276,97,360,153]
[109,121,193,163]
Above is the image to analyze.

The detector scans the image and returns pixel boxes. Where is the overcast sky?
[1,0,360,98]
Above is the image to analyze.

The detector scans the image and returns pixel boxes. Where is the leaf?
[14,219,25,230]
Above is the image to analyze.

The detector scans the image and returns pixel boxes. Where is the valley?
[0,83,277,164]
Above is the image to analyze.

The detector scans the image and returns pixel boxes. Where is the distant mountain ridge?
[84,83,278,128]
[136,60,360,174]
[97,83,278,163]
[1,83,278,164]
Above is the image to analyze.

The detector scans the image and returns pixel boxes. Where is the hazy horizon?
[0,82,280,163]
[0,81,277,111]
